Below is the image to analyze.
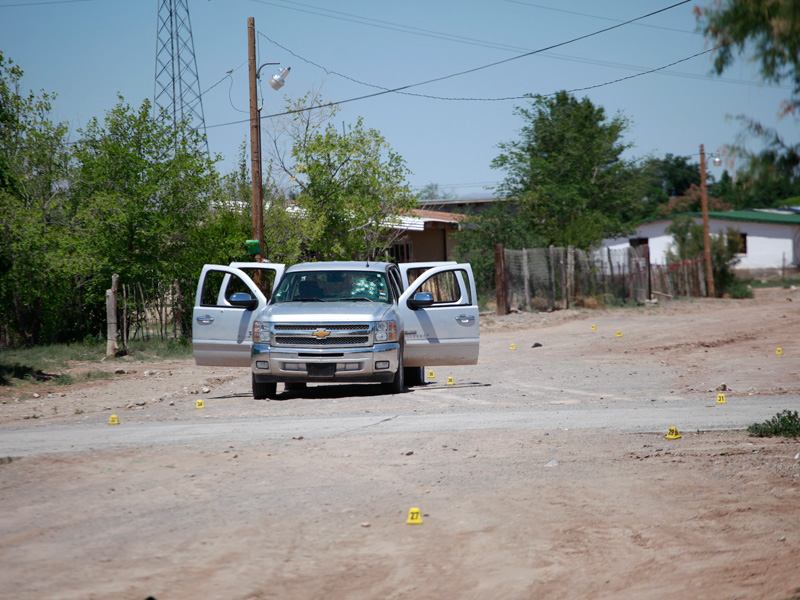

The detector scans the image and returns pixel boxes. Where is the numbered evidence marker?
[665,426,682,440]
[427,370,435,379]
[716,393,727,404]
[776,348,783,356]
[446,376,455,386]
[591,325,596,331]
[196,399,205,409]
[406,507,423,525]
[615,331,623,338]
[510,343,516,350]
[108,414,120,426]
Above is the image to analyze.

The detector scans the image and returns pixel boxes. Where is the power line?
[207,43,721,130]
[498,0,698,35]
[0,0,93,7]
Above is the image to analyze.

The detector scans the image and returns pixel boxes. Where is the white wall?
[603,218,800,269]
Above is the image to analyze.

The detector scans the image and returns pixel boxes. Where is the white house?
[603,208,800,276]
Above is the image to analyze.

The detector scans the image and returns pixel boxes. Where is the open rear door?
[398,263,479,367]
[192,264,282,367]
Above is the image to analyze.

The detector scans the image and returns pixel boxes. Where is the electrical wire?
[206,44,721,129]
[498,0,698,35]
[0,0,93,7]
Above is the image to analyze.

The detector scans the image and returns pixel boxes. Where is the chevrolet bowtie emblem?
[312,329,331,339]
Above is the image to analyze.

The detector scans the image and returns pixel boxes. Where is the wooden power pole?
[248,17,264,263]
[699,144,715,298]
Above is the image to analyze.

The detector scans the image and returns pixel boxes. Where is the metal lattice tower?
[154,0,208,153]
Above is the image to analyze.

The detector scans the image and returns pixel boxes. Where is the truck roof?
[284,261,392,273]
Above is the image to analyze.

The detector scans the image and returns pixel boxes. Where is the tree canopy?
[491,91,648,249]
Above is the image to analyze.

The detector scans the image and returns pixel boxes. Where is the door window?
[414,268,472,305]
[200,270,253,307]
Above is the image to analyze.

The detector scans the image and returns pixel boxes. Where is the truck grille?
[272,323,371,347]
[275,324,369,331]
[275,336,369,346]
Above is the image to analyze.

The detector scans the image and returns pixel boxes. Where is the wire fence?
[503,246,707,311]
[117,278,191,347]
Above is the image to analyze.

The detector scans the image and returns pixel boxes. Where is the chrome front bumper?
[251,343,400,383]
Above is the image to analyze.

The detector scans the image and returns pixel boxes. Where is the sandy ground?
[1,288,799,600]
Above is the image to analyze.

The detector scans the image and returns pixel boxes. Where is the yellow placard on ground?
[716,393,727,404]
[196,399,205,409]
[591,325,596,331]
[427,369,435,379]
[108,414,120,425]
[510,343,516,350]
[665,427,682,440]
[615,331,622,338]
[776,348,783,356]
[446,376,454,386]
[406,507,423,525]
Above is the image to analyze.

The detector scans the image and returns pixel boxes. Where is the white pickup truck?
[192,261,480,399]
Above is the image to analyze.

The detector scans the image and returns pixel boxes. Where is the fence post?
[106,274,119,358]
[566,245,574,309]
[495,243,508,316]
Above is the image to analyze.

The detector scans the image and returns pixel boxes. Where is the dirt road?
[1,289,799,600]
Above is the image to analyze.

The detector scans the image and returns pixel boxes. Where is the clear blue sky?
[1,0,795,198]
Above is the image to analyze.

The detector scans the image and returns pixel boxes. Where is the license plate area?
[307,363,336,378]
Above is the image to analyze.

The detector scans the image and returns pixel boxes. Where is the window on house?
[629,237,649,248]
[736,233,747,254]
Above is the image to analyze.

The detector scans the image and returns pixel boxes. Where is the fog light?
[375,361,390,370]
[256,361,269,370]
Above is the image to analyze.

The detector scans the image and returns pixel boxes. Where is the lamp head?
[268,67,291,91]
[712,153,722,167]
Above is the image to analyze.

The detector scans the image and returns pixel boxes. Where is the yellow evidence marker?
[591,325,596,331]
[776,348,783,356]
[427,369,435,379]
[665,427,682,440]
[446,376,455,386]
[108,414,120,425]
[510,343,516,350]
[716,393,727,404]
[406,507,423,525]
[196,399,205,409]
[615,331,622,338]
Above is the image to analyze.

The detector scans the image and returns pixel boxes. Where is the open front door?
[192,264,282,367]
[398,263,480,367]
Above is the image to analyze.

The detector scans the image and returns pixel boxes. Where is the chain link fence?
[503,246,707,311]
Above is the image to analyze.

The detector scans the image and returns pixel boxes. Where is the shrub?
[747,410,800,438]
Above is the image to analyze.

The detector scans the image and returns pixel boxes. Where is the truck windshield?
[271,271,392,304]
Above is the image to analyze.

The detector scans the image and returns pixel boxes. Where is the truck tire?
[404,366,424,387]
[383,349,405,394]
[252,374,277,400]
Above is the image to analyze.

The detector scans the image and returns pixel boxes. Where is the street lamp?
[248,16,290,263]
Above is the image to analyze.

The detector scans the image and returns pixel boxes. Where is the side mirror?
[228,292,258,311]
[407,292,434,310]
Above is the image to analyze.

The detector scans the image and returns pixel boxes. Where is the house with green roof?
[603,208,800,277]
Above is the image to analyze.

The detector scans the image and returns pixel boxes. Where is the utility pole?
[248,17,264,263]
[699,144,715,298]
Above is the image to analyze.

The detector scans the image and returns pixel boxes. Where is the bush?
[727,279,754,299]
[747,410,800,437]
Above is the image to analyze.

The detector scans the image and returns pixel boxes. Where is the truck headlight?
[374,321,397,342]
[253,321,270,343]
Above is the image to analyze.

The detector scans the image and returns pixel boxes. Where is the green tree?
[0,53,74,345]
[665,216,745,297]
[262,91,416,261]
[698,1,800,207]
[289,116,416,261]
[492,92,648,248]
[452,201,543,291]
[640,154,702,218]
[67,97,220,337]
[698,0,800,110]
